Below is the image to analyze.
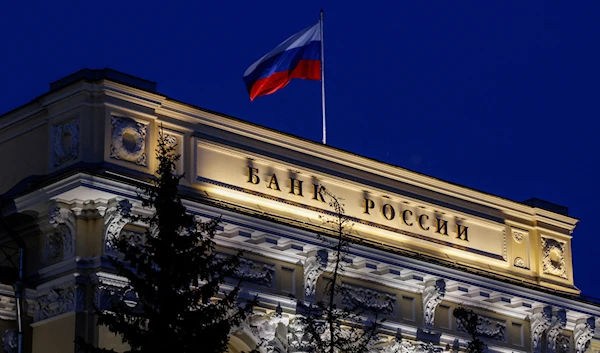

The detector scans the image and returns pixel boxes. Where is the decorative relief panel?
[456,315,506,341]
[110,116,147,166]
[51,118,79,168]
[422,279,445,329]
[35,284,78,322]
[341,283,396,314]
[48,201,76,261]
[304,249,327,297]
[377,338,443,353]
[216,254,275,287]
[542,237,567,279]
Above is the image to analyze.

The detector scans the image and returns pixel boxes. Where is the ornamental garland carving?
[377,339,443,353]
[35,285,76,322]
[304,250,327,297]
[422,279,446,329]
[341,283,396,314]
[103,199,133,256]
[215,254,275,287]
[547,310,567,353]
[48,201,76,261]
[542,237,568,279]
[531,306,552,353]
[51,118,79,168]
[574,317,595,353]
[110,116,147,166]
[456,315,506,341]
[235,258,275,287]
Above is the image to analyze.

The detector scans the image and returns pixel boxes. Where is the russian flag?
[243,22,321,101]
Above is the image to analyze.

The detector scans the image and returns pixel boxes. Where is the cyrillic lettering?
[363,198,375,214]
[402,210,413,226]
[247,167,259,184]
[267,174,281,191]
[382,204,395,220]
[435,218,448,235]
[456,224,469,241]
[418,214,430,231]
[312,184,326,202]
[289,178,303,196]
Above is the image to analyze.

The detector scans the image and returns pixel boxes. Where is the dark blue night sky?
[2,1,599,298]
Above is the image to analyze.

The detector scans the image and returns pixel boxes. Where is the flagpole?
[320,9,327,145]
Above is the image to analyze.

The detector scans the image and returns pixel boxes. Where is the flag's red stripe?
[249,59,320,101]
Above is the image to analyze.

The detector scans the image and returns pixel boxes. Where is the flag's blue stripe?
[243,41,320,89]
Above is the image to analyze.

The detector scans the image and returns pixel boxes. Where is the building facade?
[0,69,597,353]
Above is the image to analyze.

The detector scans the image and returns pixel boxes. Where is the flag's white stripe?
[244,22,320,77]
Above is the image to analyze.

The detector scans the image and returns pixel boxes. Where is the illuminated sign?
[195,141,508,264]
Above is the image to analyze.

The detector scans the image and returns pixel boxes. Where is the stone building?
[0,69,598,353]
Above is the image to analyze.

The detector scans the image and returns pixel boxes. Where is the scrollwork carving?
[531,306,552,353]
[542,237,567,279]
[574,317,595,353]
[304,250,327,297]
[110,116,147,166]
[422,279,445,329]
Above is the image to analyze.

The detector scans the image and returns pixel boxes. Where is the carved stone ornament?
[163,133,178,147]
[103,199,133,255]
[531,306,552,353]
[48,201,76,260]
[35,285,76,322]
[574,317,595,353]
[377,339,443,353]
[514,257,526,268]
[542,237,568,279]
[422,279,446,329]
[341,283,396,314]
[234,257,275,287]
[110,116,147,166]
[547,310,567,353]
[304,250,328,297]
[456,315,506,341]
[556,334,571,353]
[513,230,526,243]
[51,118,79,168]
[246,310,289,353]
[2,329,17,353]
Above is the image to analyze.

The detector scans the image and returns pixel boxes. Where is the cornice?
[0,76,577,229]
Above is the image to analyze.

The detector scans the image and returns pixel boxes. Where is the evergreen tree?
[78,128,256,353]
[292,190,386,353]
